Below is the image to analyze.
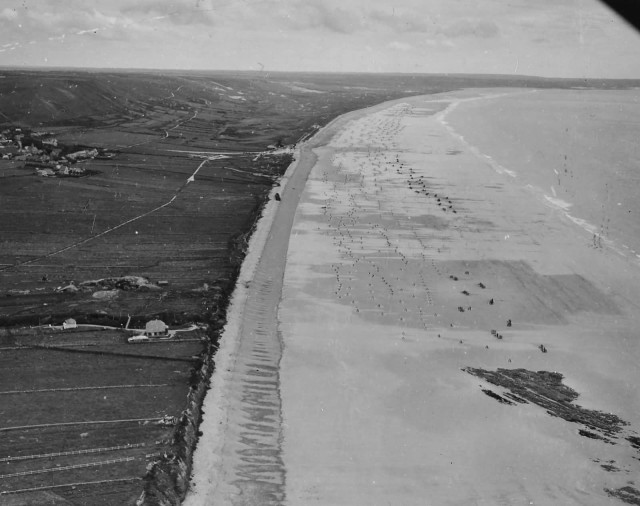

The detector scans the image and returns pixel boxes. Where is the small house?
[63,318,77,330]
[144,319,168,337]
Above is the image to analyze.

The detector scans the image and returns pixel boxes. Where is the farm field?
[1,69,638,504]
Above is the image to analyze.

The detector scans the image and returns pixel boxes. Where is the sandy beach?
[187,89,640,505]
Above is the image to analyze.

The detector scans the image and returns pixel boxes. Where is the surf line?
[435,89,537,178]
[433,90,635,261]
[536,186,627,258]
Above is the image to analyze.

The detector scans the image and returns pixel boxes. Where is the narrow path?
[164,109,198,139]
[0,417,163,432]
[0,443,147,463]
[0,456,136,479]
[0,384,169,395]
[0,477,141,496]
[0,152,222,272]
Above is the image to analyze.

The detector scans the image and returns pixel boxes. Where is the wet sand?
[187,89,640,505]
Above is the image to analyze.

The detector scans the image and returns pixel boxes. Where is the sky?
[1,0,640,78]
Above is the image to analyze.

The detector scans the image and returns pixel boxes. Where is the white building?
[63,318,77,330]
[144,319,168,337]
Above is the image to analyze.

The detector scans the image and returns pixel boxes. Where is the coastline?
[184,95,421,505]
[187,87,640,505]
[279,90,640,504]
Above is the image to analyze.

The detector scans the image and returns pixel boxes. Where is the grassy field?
[1,69,638,504]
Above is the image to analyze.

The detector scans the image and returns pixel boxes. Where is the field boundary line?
[0,195,179,272]
[0,442,147,462]
[0,417,163,432]
[0,476,141,495]
[0,384,169,395]
[0,456,136,478]
[0,111,231,274]
[27,344,195,362]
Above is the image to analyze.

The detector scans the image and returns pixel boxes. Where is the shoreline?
[280,89,640,504]
[184,94,424,505]
[187,87,640,505]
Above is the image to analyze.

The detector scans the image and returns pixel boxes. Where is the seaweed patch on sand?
[605,485,640,505]
[463,368,628,442]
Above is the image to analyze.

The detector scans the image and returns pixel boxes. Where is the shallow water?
[446,88,640,260]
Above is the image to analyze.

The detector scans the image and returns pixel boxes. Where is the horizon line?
[1,65,640,82]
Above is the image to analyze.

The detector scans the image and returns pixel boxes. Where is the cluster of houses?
[0,126,114,178]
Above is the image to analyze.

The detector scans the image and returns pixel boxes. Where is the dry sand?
[187,89,640,505]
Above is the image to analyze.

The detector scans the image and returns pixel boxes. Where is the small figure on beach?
[274,192,281,201]
[539,344,547,353]
[489,298,494,305]
[506,319,512,327]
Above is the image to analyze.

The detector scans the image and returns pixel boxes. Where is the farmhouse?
[36,168,55,177]
[66,148,98,161]
[63,318,77,329]
[144,319,169,337]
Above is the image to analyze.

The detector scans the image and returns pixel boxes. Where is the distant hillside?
[1,69,638,136]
